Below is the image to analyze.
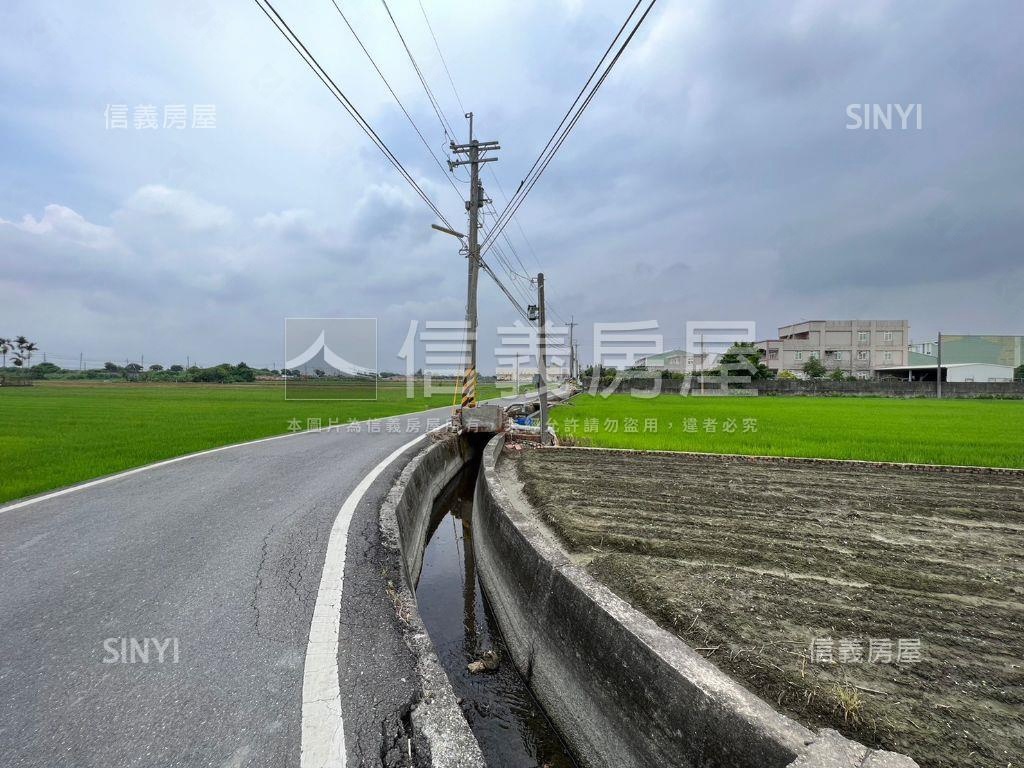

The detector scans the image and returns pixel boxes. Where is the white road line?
[301,432,428,768]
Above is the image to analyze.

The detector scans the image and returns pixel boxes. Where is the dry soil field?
[511,447,1024,768]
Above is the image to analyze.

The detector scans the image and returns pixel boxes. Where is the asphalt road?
[0,403,469,768]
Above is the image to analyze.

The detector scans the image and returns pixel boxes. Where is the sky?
[1,0,1022,373]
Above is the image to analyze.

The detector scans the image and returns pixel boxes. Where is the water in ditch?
[415,463,578,768]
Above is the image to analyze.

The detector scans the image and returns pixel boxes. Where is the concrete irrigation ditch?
[378,428,977,766]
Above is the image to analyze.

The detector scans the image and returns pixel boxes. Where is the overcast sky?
[1,0,1022,372]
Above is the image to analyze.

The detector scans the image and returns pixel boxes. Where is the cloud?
[117,185,233,232]
[253,209,317,237]
[0,182,469,367]
[2,204,115,249]
[2,0,1023,368]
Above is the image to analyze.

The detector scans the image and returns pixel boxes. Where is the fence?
[581,377,1024,399]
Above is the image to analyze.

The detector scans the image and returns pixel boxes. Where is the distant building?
[495,365,568,382]
[909,335,1024,368]
[635,348,688,373]
[757,320,909,378]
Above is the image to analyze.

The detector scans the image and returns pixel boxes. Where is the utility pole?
[936,331,942,399]
[700,332,705,395]
[514,352,520,396]
[449,112,499,410]
[567,316,578,380]
[536,273,550,444]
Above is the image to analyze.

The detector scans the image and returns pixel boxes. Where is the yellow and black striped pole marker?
[461,367,477,408]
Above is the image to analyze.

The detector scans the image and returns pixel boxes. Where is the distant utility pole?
[936,331,943,399]
[536,273,550,444]
[449,112,499,410]
[700,332,705,395]
[567,316,578,380]
[514,352,520,397]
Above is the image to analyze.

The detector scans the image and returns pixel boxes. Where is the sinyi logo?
[102,637,180,664]
[846,103,922,130]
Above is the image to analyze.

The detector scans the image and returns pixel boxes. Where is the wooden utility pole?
[537,273,550,444]
[936,331,943,399]
[449,113,499,410]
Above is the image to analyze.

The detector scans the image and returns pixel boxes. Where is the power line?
[255,0,538,330]
[403,0,544,327]
[487,166,542,270]
[404,0,549,330]
[411,2,541,284]
[327,0,464,203]
[416,0,465,114]
[324,0,538,329]
[253,0,459,234]
[480,218,535,309]
[479,259,531,323]
[486,172,572,325]
[482,0,654,253]
[379,0,457,141]
[481,0,657,255]
[489,205,532,277]
[484,201,532,279]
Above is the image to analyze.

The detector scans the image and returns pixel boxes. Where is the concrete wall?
[753,380,1024,397]
[945,363,1015,382]
[475,435,808,768]
[583,377,1024,398]
[474,435,919,768]
[390,434,477,590]
[378,434,487,768]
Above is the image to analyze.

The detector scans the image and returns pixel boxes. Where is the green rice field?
[0,381,502,504]
[553,394,1024,468]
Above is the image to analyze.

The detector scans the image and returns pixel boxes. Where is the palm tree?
[9,337,37,374]
[0,337,9,369]
[23,342,38,369]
